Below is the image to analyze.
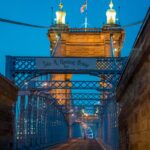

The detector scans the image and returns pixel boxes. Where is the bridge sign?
[36,58,96,70]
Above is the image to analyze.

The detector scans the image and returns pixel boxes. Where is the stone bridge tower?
[47,0,125,137]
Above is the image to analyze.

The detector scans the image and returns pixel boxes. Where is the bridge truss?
[6,56,128,113]
[6,56,127,86]
[6,56,128,149]
[15,92,68,149]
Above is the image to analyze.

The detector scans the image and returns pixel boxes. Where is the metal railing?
[13,92,69,150]
[49,27,102,33]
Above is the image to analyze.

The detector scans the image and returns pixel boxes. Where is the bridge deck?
[48,139,104,150]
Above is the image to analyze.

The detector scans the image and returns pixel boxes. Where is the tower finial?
[56,0,66,24]
[109,0,114,9]
[106,0,117,25]
[59,1,63,10]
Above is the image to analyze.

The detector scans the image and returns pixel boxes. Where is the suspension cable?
[0,18,49,29]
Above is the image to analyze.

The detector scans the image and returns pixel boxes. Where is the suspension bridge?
[0,1,149,150]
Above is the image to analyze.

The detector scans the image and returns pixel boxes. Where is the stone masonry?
[116,9,150,150]
[0,73,18,150]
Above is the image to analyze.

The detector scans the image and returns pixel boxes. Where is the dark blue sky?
[0,0,149,75]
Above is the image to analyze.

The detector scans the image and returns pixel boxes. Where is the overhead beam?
[22,80,114,91]
[6,56,128,87]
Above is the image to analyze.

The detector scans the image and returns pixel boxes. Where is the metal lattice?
[18,91,114,111]
[6,55,128,150]
[14,92,68,149]
[6,56,128,87]
[50,93,114,101]
[22,80,114,91]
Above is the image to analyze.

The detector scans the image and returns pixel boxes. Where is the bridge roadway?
[47,139,104,150]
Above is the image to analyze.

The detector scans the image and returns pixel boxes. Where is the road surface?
[48,139,104,150]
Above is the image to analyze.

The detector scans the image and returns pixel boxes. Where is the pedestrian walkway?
[48,139,104,150]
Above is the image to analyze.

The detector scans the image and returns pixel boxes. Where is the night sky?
[0,0,149,75]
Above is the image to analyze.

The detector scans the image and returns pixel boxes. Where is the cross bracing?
[50,93,114,101]
[18,91,113,108]
[22,80,114,91]
[6,56,128,118]
[18,91,114,102]
[6,56,128,87]
[6,56,128,119]
[17,91,103,114]
[57,105,101,114]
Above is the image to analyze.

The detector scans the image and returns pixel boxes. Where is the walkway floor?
[49,139,104,150]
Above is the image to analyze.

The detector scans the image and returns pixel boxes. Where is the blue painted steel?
[22,80,114,92]
[5,56,128,87]
[72,122,82,138]
[5,55,128,150]
[99,100,120,150]
[14,92,69,150]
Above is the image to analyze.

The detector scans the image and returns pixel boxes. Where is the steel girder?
[17,91,116,116]
[15,92,68,149]
[60,100,101,106]
[18,91,102,114]
[6,56,128,87]
[18,91,114,101]
[18,91,101,104]
[50,93,114,101]
[6,56,128,116]
[98,74,121,88]
[22,80,114,91]
[18,91,111,108]
[57,105,101,114]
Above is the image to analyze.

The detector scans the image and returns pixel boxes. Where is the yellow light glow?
[83,113,89,117]
[56,11,66,24]
[56,2,66,24]
[106,0,116,24]
[42,82,48,87]
[100,81,107,87]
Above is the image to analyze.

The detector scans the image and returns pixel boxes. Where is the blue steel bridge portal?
[6,55,127,149]
[2,0,149,148]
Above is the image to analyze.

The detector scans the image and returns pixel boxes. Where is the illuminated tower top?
[56,2,66,24]
[48,0,125,57]
[106,0,117,25]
